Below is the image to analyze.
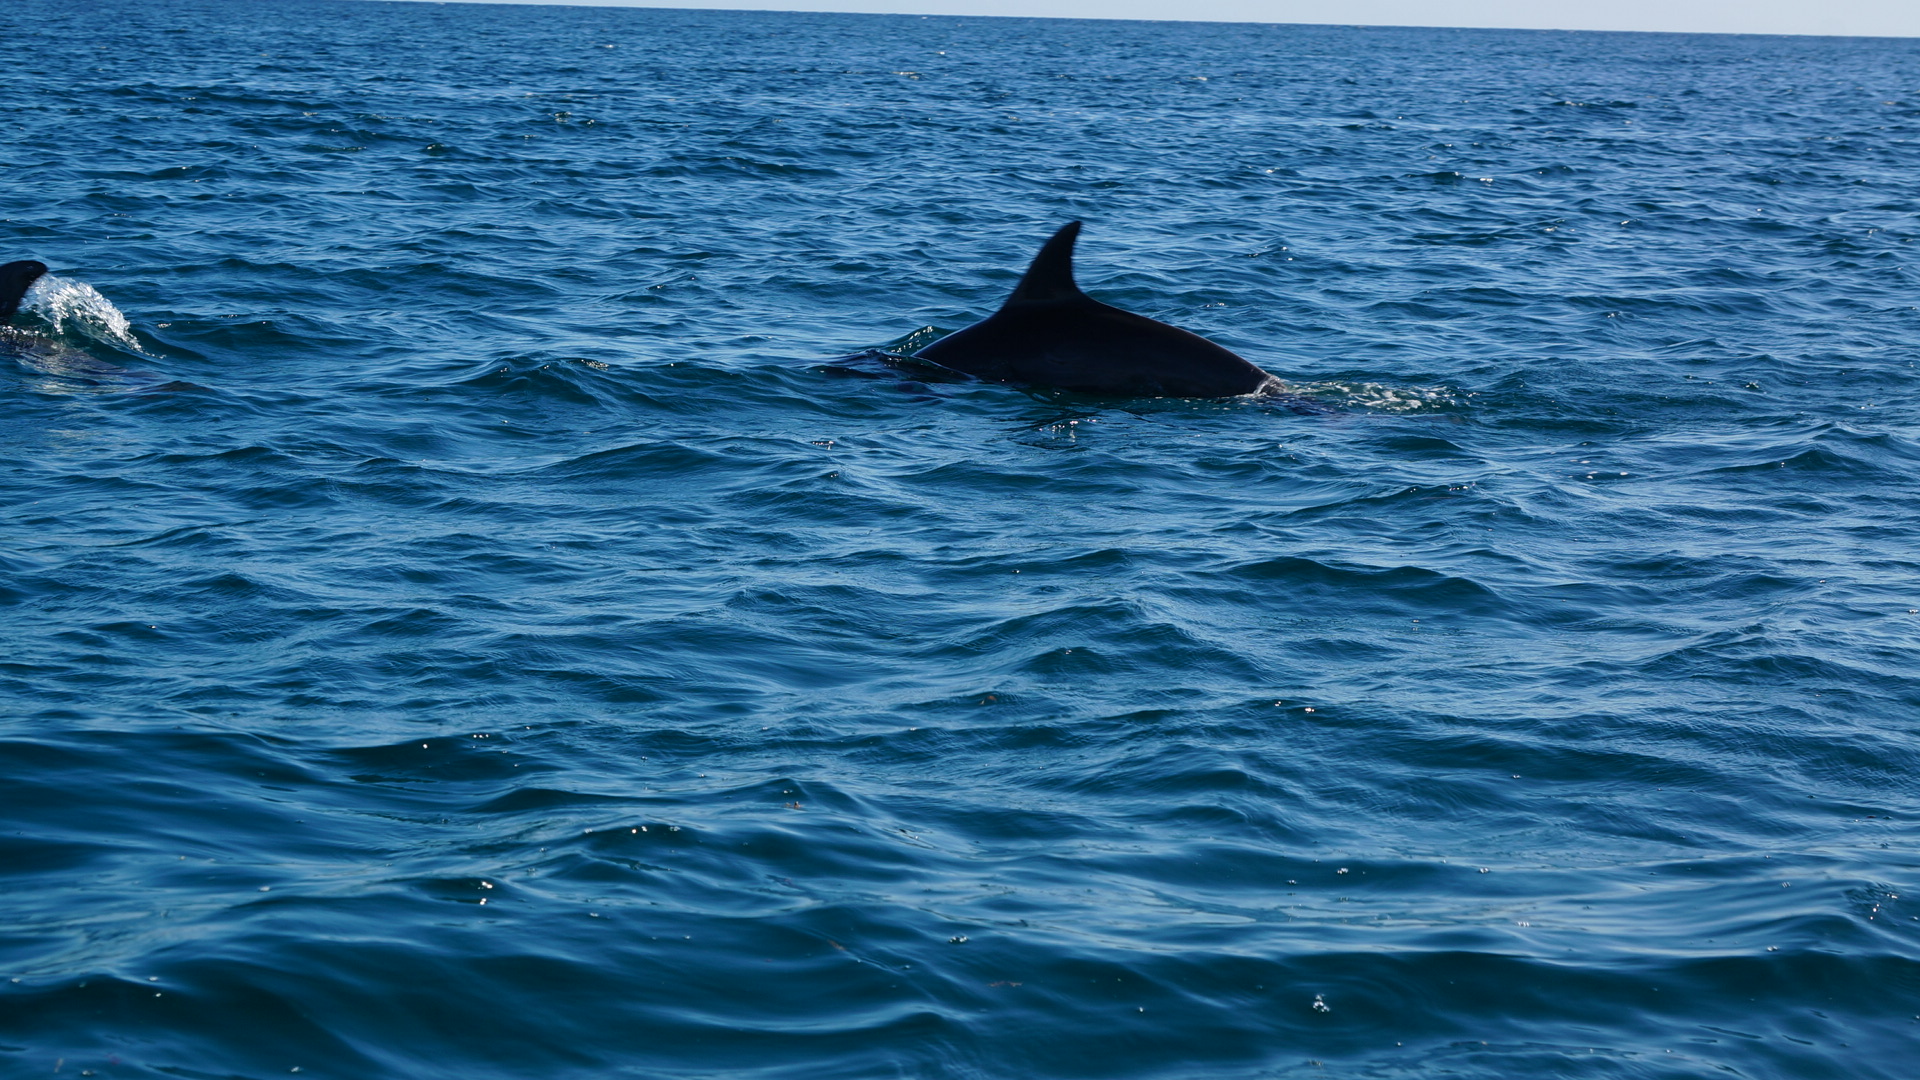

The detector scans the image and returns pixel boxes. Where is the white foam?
[21,275,143,352]
[1291,380,1455,412]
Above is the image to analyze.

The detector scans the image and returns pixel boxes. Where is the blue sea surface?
[3,1,1919,1076]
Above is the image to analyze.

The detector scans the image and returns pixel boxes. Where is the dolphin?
[1,260,48,326]
[0,260,190,391]
[913,222,1282,398]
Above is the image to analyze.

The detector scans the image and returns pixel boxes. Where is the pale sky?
[408,0,1920,38]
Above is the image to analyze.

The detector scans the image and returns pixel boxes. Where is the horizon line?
[360,0,1920,40]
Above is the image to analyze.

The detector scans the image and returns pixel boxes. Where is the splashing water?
[1289,380,1457,411]
[21,275,142,352]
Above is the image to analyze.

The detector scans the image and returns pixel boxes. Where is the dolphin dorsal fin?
[0,260,48,326]
[1005,221,1086,305]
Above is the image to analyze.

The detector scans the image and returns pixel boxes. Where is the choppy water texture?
[3,1,1919,1077]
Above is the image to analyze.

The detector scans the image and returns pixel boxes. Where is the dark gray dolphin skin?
[914,222,1280,397]
[1,260,48,325]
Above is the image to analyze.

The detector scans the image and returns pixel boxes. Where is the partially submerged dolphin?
[1,260,188,391]
[1,260,48,326]
[914,222,1281,398]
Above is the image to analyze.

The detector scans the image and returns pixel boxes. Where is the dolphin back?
[914,224,1278,398]
[1,260,49,325]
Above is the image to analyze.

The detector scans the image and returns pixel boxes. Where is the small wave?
[1287,379,1455,411]
[20,275,144,352]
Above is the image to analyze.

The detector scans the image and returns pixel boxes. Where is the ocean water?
[3,0,1919,1076]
